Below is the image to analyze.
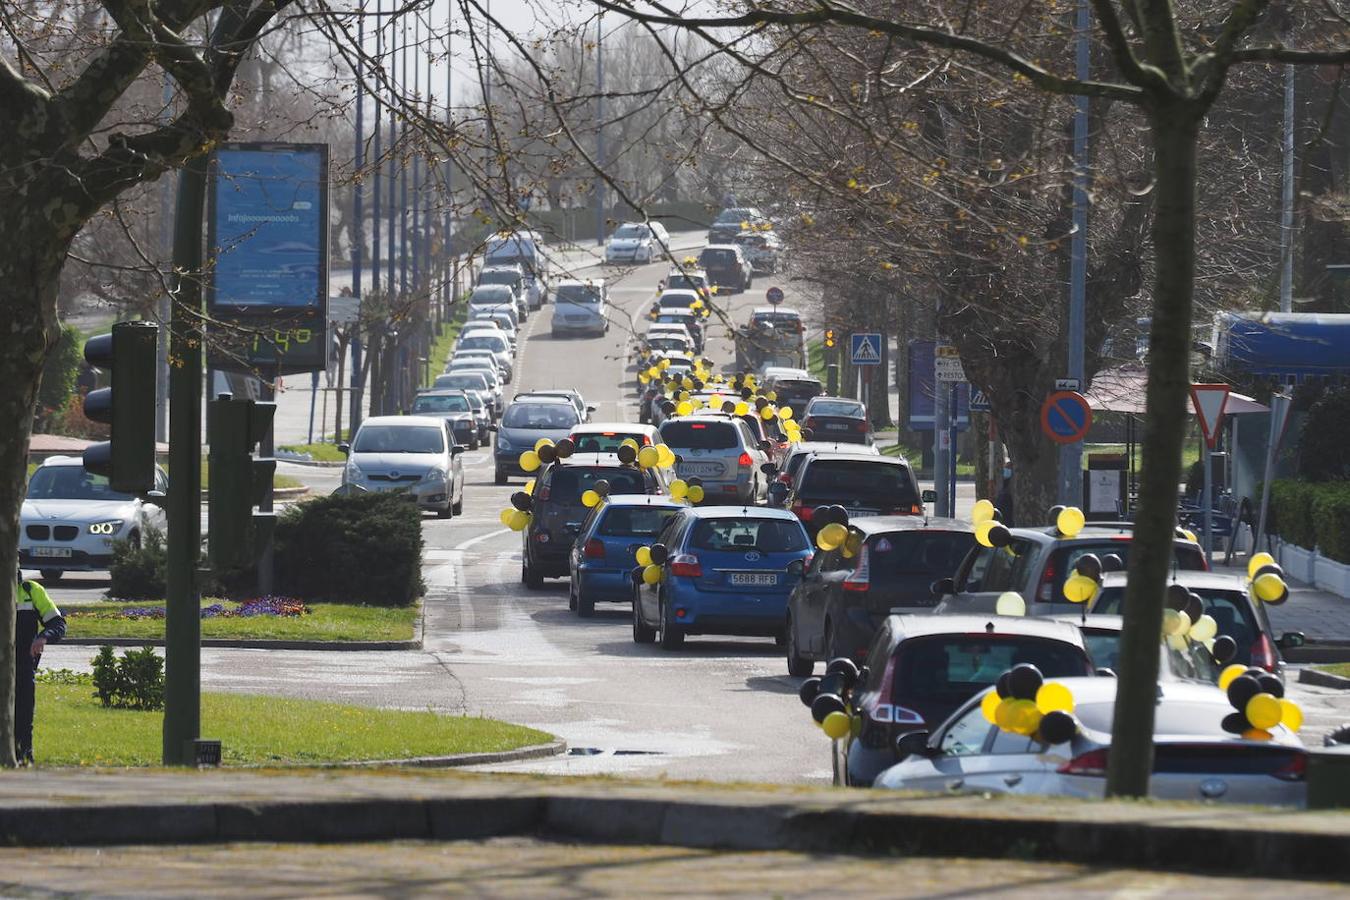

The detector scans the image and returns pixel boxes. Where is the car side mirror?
[894,730,932,760]
[338,443,351,455]
[1278,632,1306,649]
[759,439,773,454]
[488,424,498,432]
[786,558,806,577]
[1094,667,1117,678]
[586,405,597,413]
[451,446,466,456]
[143,490,166,506]
[931,577,954,598]
[921,489,937,504]
[760,462,778,476]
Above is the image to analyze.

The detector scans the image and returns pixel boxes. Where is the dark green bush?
[274,492,423,605]
[1298,389,1350,482]
[1312,484,1350,565]
[107,528,166,600]
[91,646,165,710]
[34,324,82,432]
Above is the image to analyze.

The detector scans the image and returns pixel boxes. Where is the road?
[39,254,1350,780]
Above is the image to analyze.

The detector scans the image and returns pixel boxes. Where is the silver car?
[658,413,769,503]
[454,332,514,380]
[551,279,609,338]
[875,677,1306,807]
[450,350,510,384]
[468,281,526,321]
[339,415,466,518]
[434,369,501,416]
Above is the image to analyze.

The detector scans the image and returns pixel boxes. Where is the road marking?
[455,527,510,551]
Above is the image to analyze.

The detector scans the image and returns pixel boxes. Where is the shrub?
[1312,484,1350,565]
[34,324,82,433]
[1270,481,1317,549]
[1298,389,1350,482]
[274,492,423,605]
[107,528,166,600]
[91,646,165,710]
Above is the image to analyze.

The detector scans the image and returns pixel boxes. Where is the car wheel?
[453,496,464,515]
[632,597,656,644]
[40,569,64,584]
[576,584,594,618]
[786,617,814,676]
[568,578,578,611]
[658,596,684,649]
[523,560,544,590]
[495,469,508,486]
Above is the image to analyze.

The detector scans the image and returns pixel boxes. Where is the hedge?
[1270,479,1350,565]
[274,491,423,606]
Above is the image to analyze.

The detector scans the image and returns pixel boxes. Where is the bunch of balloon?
[981,664,1079,745]
[1063,552,1103,605]
[1247,552,1290,606]
[1217,664,1302,740]
[798,658,862,740]
[972,499,1012,551]
[499,489,534,532]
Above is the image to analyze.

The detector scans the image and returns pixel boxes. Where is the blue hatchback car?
[569,495,687,617]
[632,506,813,649]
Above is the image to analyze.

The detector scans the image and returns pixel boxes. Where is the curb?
[1285,643,1350,664]
[199,486,309,501]
[315,739,566,770]
[3,782,1350,879]
[1299,667,1350,690]
[275,458,345,468]
[60,637,422,651]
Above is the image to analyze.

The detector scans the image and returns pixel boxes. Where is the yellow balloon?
[678,390,690,401]
[659,358,671,370]
[535,438,555,452]
[1063,573,1097,604]
[682,377,694,389]
[635,546,653,567]
[1253,572,1286,603]
[821,711,851,740]
[778,406,793,420]
[1182,529,1198,543]
[981,690,1002,725]
[1218,663,1247,691]
[1012,702,1043,736]
[971,499,995,525]
[637,446,661,469]
[690,398,704,410]
[1243,728,1274,742]
[687,485,705,503]
[670,479,688,500]
[582,490,600,508]
[1279,698,1303,732]
[735,402,750,416]
[710,394,724,408]
[1188,613,1218,642]
[676,401,693,416]
[524,478,536,495]
[1056,506,1085,537]
[642,564,662,585]
[646,366,660,379]
[975,520,996,549]
[995,591,1026,617]
[1247,552,1276,579]
[1162,608,1190,636]
[507,510,531,531]
[519,450,541,472]
[499,509,514,526]
[638,373,650,385]
[816,522,848,551]
[761,406,775,420]
[1245,692,1282,730]
[1035,682,1075,714]
[657,444,676,468]
[994,698,1018,731]
[765,390,776,401]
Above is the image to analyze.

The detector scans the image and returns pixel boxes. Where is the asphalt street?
[38,255,1350,779]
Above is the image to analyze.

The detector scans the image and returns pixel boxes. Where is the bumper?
[606,247,650,263]
[352,481,450,510]
[664,582,789,635]
[525,539,573,577]
[19,548,115,572]
[552,319,605,336]
[577,568,637,603]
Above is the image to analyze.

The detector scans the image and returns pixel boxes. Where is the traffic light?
[824,328,837,349]
[83,322,158,494]
[208,394,276,569]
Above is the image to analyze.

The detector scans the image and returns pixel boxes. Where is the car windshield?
[470,286,514,303]
[598,505,680,537]
[892,635,1090,708]
[1094,586,1259,665]
[27,467,133,501]
[656,314,696,326]
[799,460,918,506]
[458,335,506,352]
[809,400,865,418]
[353,425,444,454]
[774,379,822,398]
[434,374,487,391]
[479,270,521,287]
[411,395,470,414]
[573,431,648,453]
[689,517,808,553]
[661,421,739,451]
[648,338,688,352]
[547,467,647,502]
[449,365,498,385]
[556,284,601,304]
[502,403,579,429]
[866,531,977,593]
[613,225,649,239]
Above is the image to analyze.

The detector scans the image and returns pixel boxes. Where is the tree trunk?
[1106,106,1201,799]
[0,242,62,769]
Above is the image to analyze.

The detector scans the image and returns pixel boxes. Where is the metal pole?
[444,5,453,323]
[156,77,173,445]
[1279,63,1295,313]
[411,13,421,301]
[400,12,409,299]
[949,383,959,513]
[1202,440,1213,565]
[595,13,605,246]
[163,155,206,766]
[934,349,951,519]
[387,8,397,297]
[1255,392,1292,552]
[308,370,318,444]
[1060,0,1090,507]
[258,370,276,595]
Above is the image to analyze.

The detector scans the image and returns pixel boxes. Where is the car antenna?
[985,621,995,633]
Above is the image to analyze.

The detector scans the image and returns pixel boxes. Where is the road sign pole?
[949,383,959,513]
[934,367,951,518]
[1203,439,1213,565]
[1255,391,1292,552]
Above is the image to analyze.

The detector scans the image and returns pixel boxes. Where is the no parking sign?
[1040,391,1093,444]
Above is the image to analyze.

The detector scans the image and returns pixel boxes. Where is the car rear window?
[666,275,702,292]
[1094,586,1259,665]
[809,400,865,418]
[572,431,650,453]
[547,467,647,502]
[689,518,808,553]
[660,293,697,308]
[598,505,679,537]
[866,531,977,591]
[479,270,521,287]
[661,421,740,451]
[433,374,488,391]
[799,459,918,506]
[502,403,578,429]
[752,312,803,328]
[699,249,736,265]
[891,635,1091,709]
[411,395,470,413]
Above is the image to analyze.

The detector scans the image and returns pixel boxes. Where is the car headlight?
[345,461,366,482]
[423,468,447,483]
[88,520,123,536]
[496,436,512,451]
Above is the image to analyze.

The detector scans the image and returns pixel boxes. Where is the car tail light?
[805,417,817,429]
[1273,753,1308,781]
[1250,633,1278,672]
[670,554,702,577]
[842,544,871,592]
[792,503,813,521]
[583,539,605,559]
[738,452,753,467]
[1037,558,1056,602]
[536,485,551,501]
[642,435,652,446]
[855,422,868,432]
[1058,749,1108,777]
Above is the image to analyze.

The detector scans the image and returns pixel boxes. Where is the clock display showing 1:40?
[252,327,314,355]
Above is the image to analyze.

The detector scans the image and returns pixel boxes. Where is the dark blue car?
[569,495,686,617]
[632,506,813,649]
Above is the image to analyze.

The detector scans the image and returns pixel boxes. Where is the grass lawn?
[1315,663,1350,678]
[66,600,418,642]
[877,437,975,476]
[35,679,552,766]
[277,441,348,462]
[423,315,466,389]
[1083,441,1202,473]
[198,457,303,490]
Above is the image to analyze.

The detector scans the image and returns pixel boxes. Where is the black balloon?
[1048,505,1066,524]
[798,677,822,708]
[510,491,533,512]
[741,387,754,400]
[756,397,769,410]
[1038,710,1076,745]
[1267,585,1290,606]
[1227,674,1262,712]
[692,379,705,391]
[555,438,575,459]
[813,506,832,526]
[801,429,815,441]
[593,479,611,497]
[995,671,1012,700]
[991,509,1003,522]
[1100,554,1124,572]
[828,505,850,527]
[811,691,846,724]
[722,401,736,414]
[1221,712,1250,735]
[1075,553,1103,581]
[826,657,860,686]
[649,543,668,565]
[1184,593,1205,626]
[687,476,703,488]
[1165,583,1190,612]
[537,444,558,464]
[617,444,638,464]
[1007,663,1044,701]
[1257,673,1285,699]
[1211,635,1237,664]
[1252,564,1285,582]
[988,524,1013,548]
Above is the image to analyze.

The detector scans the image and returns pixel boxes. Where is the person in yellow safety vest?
[15,569,65,765]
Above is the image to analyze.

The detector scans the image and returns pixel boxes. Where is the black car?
[708,206,769,243]
[522,454,667,588]
[775,453,924,533]
[697,245,755,292]
[785,517,975,674]
[801,396,871,444]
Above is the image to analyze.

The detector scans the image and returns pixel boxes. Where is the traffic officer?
[15,569,65,765]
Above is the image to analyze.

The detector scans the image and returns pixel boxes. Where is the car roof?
[481,263,524,273]
[572,422,657,433]
[415,389,468,398]
[507,395,573,406]
[661,412,740,424]
[598,493,684,508]
[803,452,909,466]
[1098,571,1247,590]
[556,278,604,288]
[850,516,972,535]
[764,367,813,379]
[888,614,1087,644]
[36,455,86,468]
[685,504,801,521]
[359,415,446,429]
[786,441,879,455]
[547,453,636,469]
[753,307,802,316]
[702,244,741,251]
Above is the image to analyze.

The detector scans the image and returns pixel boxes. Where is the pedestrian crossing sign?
[850,333,882,366]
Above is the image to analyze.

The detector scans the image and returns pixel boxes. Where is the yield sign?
[1190,383,1232,449]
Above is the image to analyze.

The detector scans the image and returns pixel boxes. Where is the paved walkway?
[1213,556,1350,643]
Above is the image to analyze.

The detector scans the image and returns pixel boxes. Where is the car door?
[638,515,685,628]
[798,548,850,657]
[881,705,997,792]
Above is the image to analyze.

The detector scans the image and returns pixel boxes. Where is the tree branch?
[1087,0,1169,92]
[1229,45,1350,64]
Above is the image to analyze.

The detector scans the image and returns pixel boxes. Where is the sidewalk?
[1213,555,1350,645]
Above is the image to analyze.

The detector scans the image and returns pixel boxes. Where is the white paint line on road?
[456,527,510,551]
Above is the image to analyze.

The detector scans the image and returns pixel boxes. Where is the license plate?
[679,462,721,477]
[33,547,72,558]
[845,508,875,518]
[825,422,847,430]
[730,572,777,586]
